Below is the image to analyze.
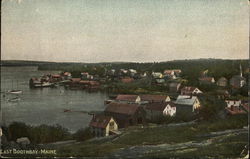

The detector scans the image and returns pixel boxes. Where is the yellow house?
[89,115,118,137]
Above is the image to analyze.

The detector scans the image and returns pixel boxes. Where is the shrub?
[8,122,31,141]
[7,122,71,144]
[73,127,94,141]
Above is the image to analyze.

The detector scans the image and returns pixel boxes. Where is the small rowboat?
[7,90,23,94]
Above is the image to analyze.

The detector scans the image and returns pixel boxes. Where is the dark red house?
[104,102,146,128]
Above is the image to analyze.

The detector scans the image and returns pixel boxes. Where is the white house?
[152,72,163,78]
[163,104,176,116]
[225,100,241,108]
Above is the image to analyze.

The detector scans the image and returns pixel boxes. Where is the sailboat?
[7,80,22,94]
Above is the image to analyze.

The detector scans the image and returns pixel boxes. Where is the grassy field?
[53,115,248,158]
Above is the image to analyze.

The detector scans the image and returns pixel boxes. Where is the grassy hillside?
[53,115,248,158]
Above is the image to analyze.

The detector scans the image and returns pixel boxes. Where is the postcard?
[1,0,249,158]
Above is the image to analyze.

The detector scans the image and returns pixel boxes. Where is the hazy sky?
[1,0,249,62]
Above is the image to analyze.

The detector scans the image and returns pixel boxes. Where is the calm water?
[0,66,108,133]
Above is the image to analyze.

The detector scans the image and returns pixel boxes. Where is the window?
[109,121,114,130]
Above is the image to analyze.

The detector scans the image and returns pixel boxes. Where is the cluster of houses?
[224,99,249,115]
[198,74,246,89]
[89,87,249,137]
[106,68,147,83]
[199,65,246,89]
[65,72,102,89]
[88,65,248,137]
[106,68,182,85]
[151,69,182,85]
[29,65,247,138]
[29,72,72,88]
[89,92,202,137]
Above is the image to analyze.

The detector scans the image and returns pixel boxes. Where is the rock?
[16,137,30,145]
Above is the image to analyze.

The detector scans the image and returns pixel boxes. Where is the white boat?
[7,90,23,94]
[7,80,23,94]
[33,82,55,88]
[30,77,55,88]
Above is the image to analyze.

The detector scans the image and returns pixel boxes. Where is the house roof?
[63,72,71,76]
[230,75,246,81]
[199,77,214,82]
[89,81,100,85]
[225,100,241,102]
[116,94,138,102]
[152,72,162,76]
[181,86,196,92]
[79,80,91,84]
[70,78,81,83]
[216,90,229,95]
[140,95,169,102]
[225,107,247,115]
[121,77,134,83]
[89,115,112,128]
[105,102,140,115]
[81,72,89,75]
[164,70,174,74]
[175,95,198,106]
[145,102,175,111]
[52,74,61,78]
[164,69,182,74]
[217,77,227,81]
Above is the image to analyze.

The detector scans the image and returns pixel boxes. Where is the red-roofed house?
[121,77,134,83]
[89,115,118,137]
[181,86,203,95]
[50,74,62,82]
[79,80,100,88]
[104,102,146,128]
[145,102,176,120]
[225,106,247,115]
[67,78,82,88]
[164,69,182,79]
[224,100,247,115]
[225,100,241,108]
[116,94,141,104]
[140,95,170,103]
[70,78,81,83]
[164,69,182,75]
[62,72,72,80]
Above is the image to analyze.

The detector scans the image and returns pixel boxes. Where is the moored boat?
[7,90,23,94]
[29,78,55,88]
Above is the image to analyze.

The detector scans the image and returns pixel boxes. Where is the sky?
[1,0,249,62]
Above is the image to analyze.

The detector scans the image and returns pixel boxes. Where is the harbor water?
[0,66,108,133]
